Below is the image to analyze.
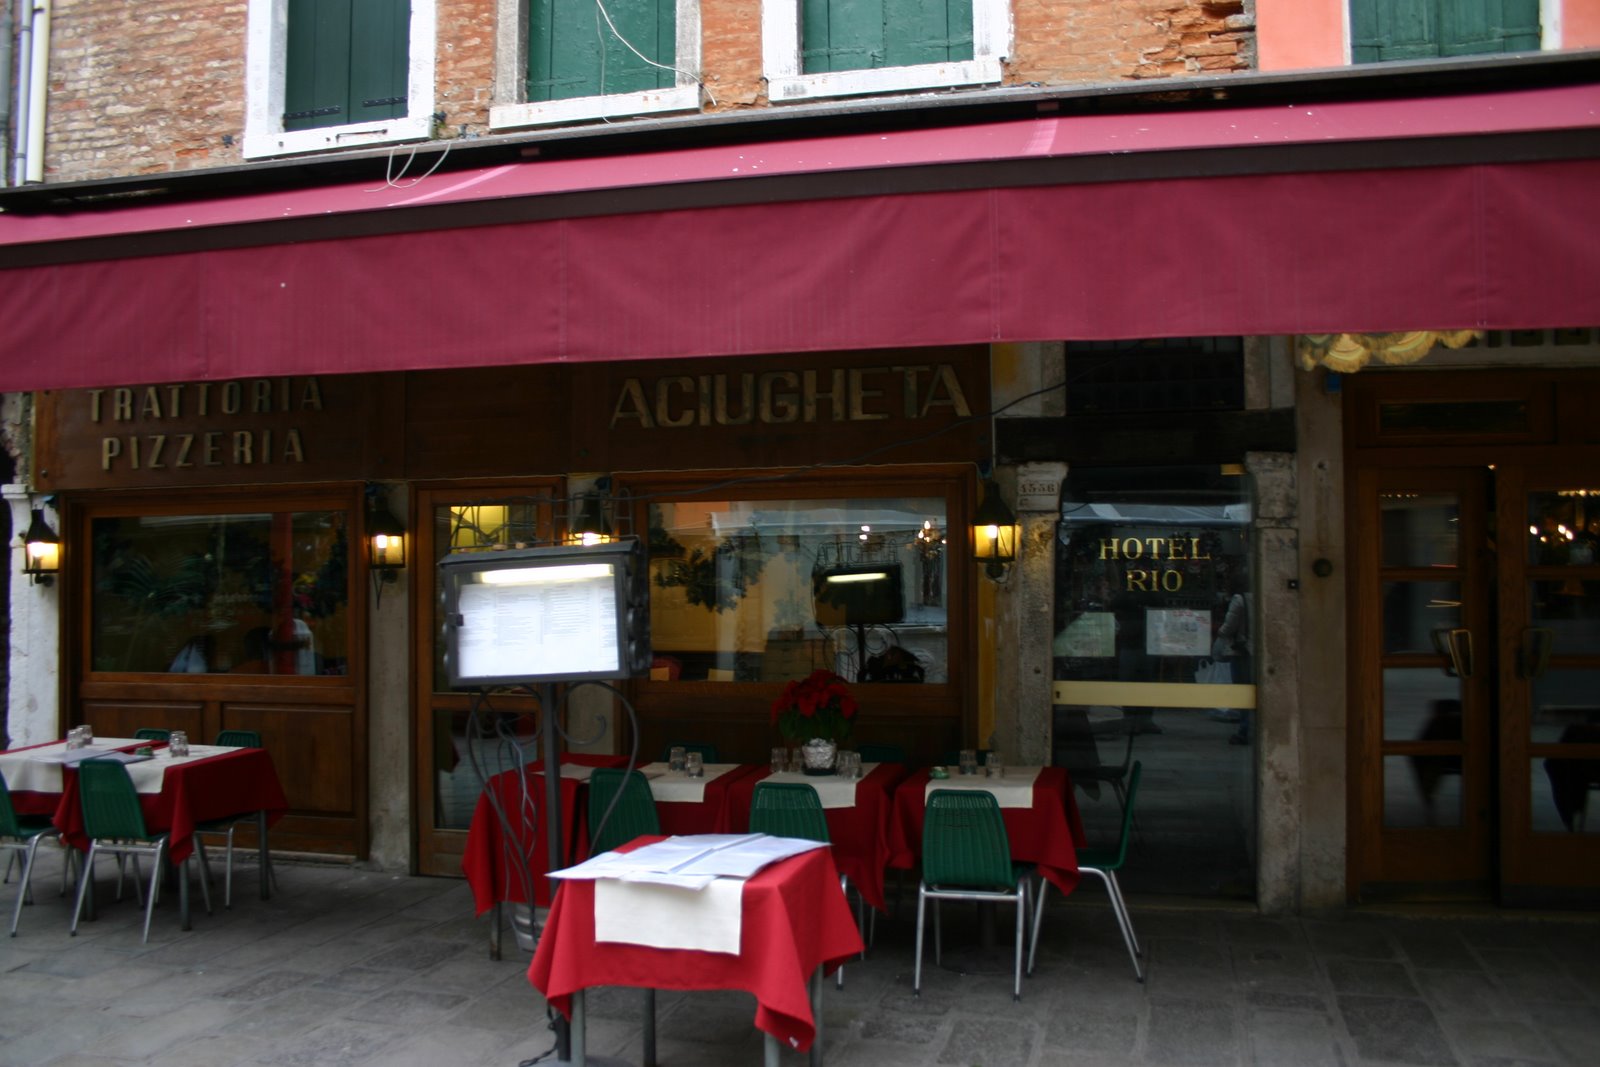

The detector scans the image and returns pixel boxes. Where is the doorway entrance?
[1347,369,1600,903]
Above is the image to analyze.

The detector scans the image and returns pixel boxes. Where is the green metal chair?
[2,774,64,936]
[915,789,1036,1001]
[587,769,661,854]
[1069,760,1144,982]
[71,757,211,943]
[658,742,720,764]
[855,743,907,764]
[749,781,859,988]
[133,728,171,742]
[195,730,275,907]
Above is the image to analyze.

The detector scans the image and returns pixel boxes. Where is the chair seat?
[927,861,1033,893]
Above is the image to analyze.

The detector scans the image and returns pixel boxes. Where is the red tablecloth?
[725,762,909,913]
[649,763,764,836]
[886,766,1086,896]
[52,747,289,865]
[528,836,863,1052]
[461,753,631,914]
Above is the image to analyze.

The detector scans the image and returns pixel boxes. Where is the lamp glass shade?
[972,481,1017,569]
[22,508,60,578]
[367,509,406,571]
[566,495,613,546]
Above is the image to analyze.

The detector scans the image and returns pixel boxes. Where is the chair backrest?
[77,758,154,841]
[588,768,661,854]
[0,774,26,838]
[133,728,171,742]
[922,789,1016,890]
[749,781,830,842]
[856,742,907,764]
[216,729,262,748]
[660,742,720,763]
[1102,761,1143,871]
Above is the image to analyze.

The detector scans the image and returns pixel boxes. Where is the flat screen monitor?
[438,540,650,688]
[812,563,905,627]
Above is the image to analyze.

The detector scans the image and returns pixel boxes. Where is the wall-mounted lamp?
[565,478,614,547]
[366,491,406,604]
[21,507,61,585]
[972,478,1018,581]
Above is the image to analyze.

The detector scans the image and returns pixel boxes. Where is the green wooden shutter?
[1351,0,1539,63]
[802,0,973,75]
[284,0,408,131]
[528,0,675,104]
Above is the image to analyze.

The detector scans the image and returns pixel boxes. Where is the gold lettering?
[892,365,929,418]
[1126,569,1150,591]
[1167,539,1187,561]
[113,388,133,421]
[848,368,889,421]
[129,435,141,470]
[233,430,254,464]
[1145,538,1163,559]
[610,379,654,429]
[714,374,755,426]
[251,380,272,414]
[221,382,241,415]
[203,431,223,465]
[174,434,195,467]
[655,376,696,429]
[196,383,211,416]
[1163,570,1184,592]
[100,436,121,470]
[167,385,183,418]
[803,369,845,423]
[283,428,304,462]
[89,390,105,422]
[301,378,323,411]
[1099,538,1120,560]
[760,372,799,424]
[140,387,163,420]
[921,365,972,418]
[1121,538,1143,560]
[1191,537,1210,560]
[147,434,166,469]
[697,375,713,428]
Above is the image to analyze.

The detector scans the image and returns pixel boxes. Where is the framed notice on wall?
[1144,608,1210,657]
[1053,611,1116,658]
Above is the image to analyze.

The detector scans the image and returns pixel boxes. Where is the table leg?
[489,901,503,961]
[569,989,586,1066]
[810,965,824,1067]
[642,989,656,1067]
[257,811,273,900]
[178,856,191,931]
[763,1033,781,1067]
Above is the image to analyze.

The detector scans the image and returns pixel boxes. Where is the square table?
[636,762,764,836]
[725,762,909,913]
[528,835,863,1064]
[886,765,1086,896]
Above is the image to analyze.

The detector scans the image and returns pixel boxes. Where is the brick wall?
[37,0,1255,184]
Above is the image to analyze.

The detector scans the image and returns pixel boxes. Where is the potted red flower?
[771,669,858,773]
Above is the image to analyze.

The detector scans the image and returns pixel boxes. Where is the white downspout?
[22,0,50,184]
[11,0,32,186]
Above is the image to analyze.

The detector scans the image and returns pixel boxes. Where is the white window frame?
[489,0,702,131]
[762,0,1008,103]
[244,0,437,160]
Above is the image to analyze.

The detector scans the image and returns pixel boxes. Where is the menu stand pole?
[540,681,572,1065]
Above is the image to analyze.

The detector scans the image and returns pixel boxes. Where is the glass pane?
[1382,668,1461,743]
[1527,488,1600,566]
[91,511,349,675]
[648,497,948,684]
[1384,753,1461,829]
[1528,581,1600,655]
[1533,757,1600,835]
[432,498,551,691]
[432,707,540,830]
[1380,491,1458,568]
[1530,674,1600,743]
[1381,581,1461,655]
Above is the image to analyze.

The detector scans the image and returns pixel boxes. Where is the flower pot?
[800,738,838,776]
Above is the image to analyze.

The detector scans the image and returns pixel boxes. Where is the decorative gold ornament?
[1296,331,1482,373]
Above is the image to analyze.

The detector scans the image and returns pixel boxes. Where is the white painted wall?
[4,483,60,747]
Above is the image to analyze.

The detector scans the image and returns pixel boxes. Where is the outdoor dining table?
[886,765,1087,896]
[725,761,909,912]
[528,834,863,1065]
[461,752,631,958]
[635,761,764,835]
[0,736,290,929]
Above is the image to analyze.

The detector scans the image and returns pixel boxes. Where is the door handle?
[1519,627,1554,679]
[1447,628,1474,679]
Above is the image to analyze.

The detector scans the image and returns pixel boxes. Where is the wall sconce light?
[972,478,1018,581]
[21,507,61,585]
[566,478,614,547]
[366,491,406,603]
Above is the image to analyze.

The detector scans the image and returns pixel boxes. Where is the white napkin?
[759,768,867,809]
[925,766,1041,808]
[594,875,745,954]
[643,762,738,804]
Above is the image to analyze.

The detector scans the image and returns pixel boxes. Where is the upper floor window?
[1350,0,1540,62]
[490,0,702,130]
[245,0,436,159]
[763,0,1006,102]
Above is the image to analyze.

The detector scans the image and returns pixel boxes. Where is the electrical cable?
[590,0,717,108]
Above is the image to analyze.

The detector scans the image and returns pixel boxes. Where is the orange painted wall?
[1567,0,1600,46]
[1256,0,1346,70]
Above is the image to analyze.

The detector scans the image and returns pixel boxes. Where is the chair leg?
[192,844,214,916]
[912,885,927,997]
[837,874,849,990]
[1012,882,1027,1002]
[70,844,100,936]
[2,850,15,884]
[932,898,942,965]
[141,844,166,944]
[1085,867,1143,982]
[1028,875,1048,976]
[9,837,45,936]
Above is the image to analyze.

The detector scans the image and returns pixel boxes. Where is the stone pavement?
[2,849,1598,1066]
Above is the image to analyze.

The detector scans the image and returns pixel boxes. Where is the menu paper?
[456,572,619,680]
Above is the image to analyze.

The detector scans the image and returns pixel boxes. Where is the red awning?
[0,83,1596,391]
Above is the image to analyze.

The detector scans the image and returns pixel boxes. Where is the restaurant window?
[647,494,949,685]
[1052,465,1256,899]
[91,510,351,676]
[1349,0,1539,63]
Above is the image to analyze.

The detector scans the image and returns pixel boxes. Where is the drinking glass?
[986,752,1005,779]
[843,751,862,780]
[669,746,687,773]
[685,751,704,778]
[771,747,787,774]
[959,749,978,776]
[80,724,94,745]
[170,730,190,758]
[788,747,802,773]
[66,726,84,749]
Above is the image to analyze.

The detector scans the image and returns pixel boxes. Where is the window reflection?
[1528,489,1600,566]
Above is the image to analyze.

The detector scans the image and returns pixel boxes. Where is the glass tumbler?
[771,747,787,774]
[685,751,704,778]
[170,730,190,757]
[669,746,687,773]
[80,724,94,746]
[959,749,978,776]
[986,752,1005,779]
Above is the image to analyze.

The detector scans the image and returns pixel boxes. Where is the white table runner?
[759,767,874,808]
[641,762,740,804]
[924,766,1042,808]
[1,738,144,794]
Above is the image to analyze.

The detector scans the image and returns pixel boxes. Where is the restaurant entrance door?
[1346,369,1600,903]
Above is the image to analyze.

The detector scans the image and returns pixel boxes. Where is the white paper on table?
[758,768,870,808]
[640,762,738,803]
[924,766,1041,808]
[4,739,144,794]
[549,833,821,884]
[594,875,746,954]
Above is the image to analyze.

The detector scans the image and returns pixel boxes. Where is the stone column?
[3,483,59,748]
[992,462,1066,767]
[366,482,411,871]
